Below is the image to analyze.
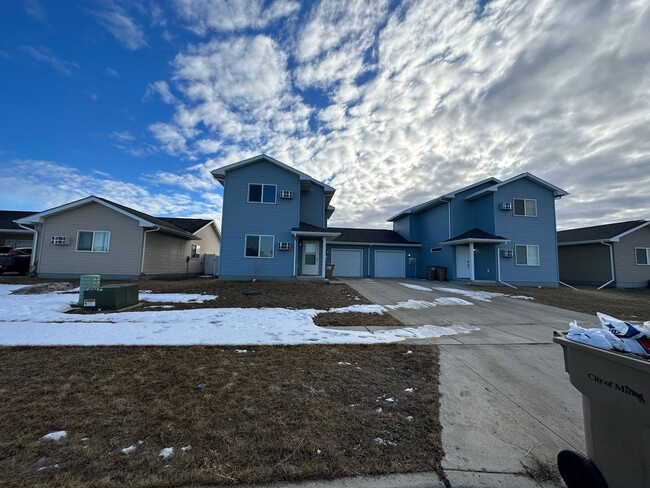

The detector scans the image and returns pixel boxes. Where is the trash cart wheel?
[557,450,607,488]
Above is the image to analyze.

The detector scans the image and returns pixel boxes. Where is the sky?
[0,0,648,230]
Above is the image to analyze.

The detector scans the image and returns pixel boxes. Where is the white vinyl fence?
[203,254,220,276]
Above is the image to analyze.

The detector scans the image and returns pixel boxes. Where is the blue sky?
[1,0,649,229]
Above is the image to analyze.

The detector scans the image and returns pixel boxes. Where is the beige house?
[558,220,649,288]
[0,210,39,249]
[16,196,220,279]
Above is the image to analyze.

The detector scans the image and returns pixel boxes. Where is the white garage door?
[331,249,363,277]
[375,250,405,278]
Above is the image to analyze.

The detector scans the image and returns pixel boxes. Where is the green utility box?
[83,284,139,310]
[78,274,101,305]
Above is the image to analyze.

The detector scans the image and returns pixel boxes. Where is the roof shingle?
[557,220,648,244]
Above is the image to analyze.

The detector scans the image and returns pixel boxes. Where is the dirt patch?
[313,312,404,327]
[0,345,446,487]
[471,284,650,321]
[11,282,76,295]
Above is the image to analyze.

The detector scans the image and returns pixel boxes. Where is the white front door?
[456,245,470,279]
[302,240,319,275]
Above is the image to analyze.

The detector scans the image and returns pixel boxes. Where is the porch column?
[321,237,327,277]
[469,242,475,281]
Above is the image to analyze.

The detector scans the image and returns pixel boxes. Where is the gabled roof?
[156,217,219,237]
[328,227,420,246]
[464,172,568,200]
[442,227,508,246]
[1,210,39,232]
[387,178,500,222]
[557,220,649,245]
[16,196,199,239]
[211,154,335,194]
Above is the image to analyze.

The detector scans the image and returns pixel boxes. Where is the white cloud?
[149,0,650,229]
[145,80,176,104]
[24,0,46,21]
[174,0,299,35]
[0,159,221,222]
[105,67,119,77]
[92,1,148,50]
[19,45,79,76]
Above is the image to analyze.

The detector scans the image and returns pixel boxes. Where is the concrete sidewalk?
[338,279,589,487]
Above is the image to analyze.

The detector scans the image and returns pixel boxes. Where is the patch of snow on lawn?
[139,292,217,303]
[399,283,432,292]
[328,304,387,314]
[38,431,67,442]
[374,437,397,446]
[181,444,192,452]
[0,284,480,346]
[122,440,144,454]
[433,287,505,302]
[159,447,173,459]
[404,388,415,393]
[509,295,534,300]
[234,349,248,353]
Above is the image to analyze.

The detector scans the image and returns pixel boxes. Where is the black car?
[0,247,32,275]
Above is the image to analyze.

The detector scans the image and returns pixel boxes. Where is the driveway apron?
[341,279,592,487]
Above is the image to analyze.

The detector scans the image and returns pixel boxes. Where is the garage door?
[375,250,405,278]
[331,249,363,277]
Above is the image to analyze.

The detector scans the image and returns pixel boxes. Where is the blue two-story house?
[389,173,568,286]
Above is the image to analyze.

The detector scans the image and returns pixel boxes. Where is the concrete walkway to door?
[339,279,593,487]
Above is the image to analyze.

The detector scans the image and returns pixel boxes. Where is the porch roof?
[442,227,508,246]
[291,222,341,239]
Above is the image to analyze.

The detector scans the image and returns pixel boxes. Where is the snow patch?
[234,349,248,354]
[328,304,387,314]
[140,292,217,303]
[181,444,192,452]
[386,297,472,309]
[38,431,67,442]
[159,447,174,459]
[432,287,505,302]
[404,388,415,393]
[122,440,144,454]
[374,437,397,446]
[399,283,432,292]
[337,361,352,365]
[509,295,534,301]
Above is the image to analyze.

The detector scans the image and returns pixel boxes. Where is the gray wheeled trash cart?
[553,331,650,487]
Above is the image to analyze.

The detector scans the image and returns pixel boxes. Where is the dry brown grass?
[0,345,445,487]
[312,312,404,327]
[472,284,650,321]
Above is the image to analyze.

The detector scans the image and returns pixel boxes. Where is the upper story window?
[76,230,110,253]
[635,248,650,265]
[513,198,537,217]
[248,184,277,204]
[515,244,539,266]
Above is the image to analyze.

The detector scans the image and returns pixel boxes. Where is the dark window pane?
[515,245,527,265]
[77,231,93,251]
[305,254,316,265]
[245,235,259,257]
[514,199,525,216]
[637,248,648,265]
[263,185,276,203]
[248,184,262,202]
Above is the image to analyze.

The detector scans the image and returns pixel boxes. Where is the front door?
[456,245,470,279]
[302,240,319,275]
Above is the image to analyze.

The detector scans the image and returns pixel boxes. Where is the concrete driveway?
[340,279,593,487]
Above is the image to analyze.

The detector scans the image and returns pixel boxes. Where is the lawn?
[0,345,446,488]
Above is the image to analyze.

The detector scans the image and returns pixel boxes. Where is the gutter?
[17,223,38,273]
[140,227,160,274]
[597,241,615,290]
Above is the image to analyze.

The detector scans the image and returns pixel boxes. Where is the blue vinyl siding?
[474,243,497,280]
[493,179,559,285]
[472,194,496,233]
[416,204,453,279]
[300,182,325,228]
[220,161,300,278]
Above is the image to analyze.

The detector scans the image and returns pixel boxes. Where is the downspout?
[18,223,38,272]
[598,241,615,290]
[293,236,297,277]
[140,227,160,275]
[321,236,326,278]
[496,241,517,289]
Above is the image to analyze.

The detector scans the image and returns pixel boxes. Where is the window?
[76,231,110,252]
[636,247,650,265]
[513,198,537,217]
[245,235,274,258]
[515,245,540,266]
[191,244,201,258]
[430,247,442,253]
[248,184,277,204]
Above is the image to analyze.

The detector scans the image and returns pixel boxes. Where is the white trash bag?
[567,314,650,357]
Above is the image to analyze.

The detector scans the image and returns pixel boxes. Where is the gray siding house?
[0,210,39,248]
[558,220,650,288]
[388,173,568,286]
[16,196,220,279]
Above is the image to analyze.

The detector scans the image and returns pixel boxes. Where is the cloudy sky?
[0,0,648,230]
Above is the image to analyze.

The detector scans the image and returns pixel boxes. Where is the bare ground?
[0,345,445,488]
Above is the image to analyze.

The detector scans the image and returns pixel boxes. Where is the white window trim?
[635,247,650,265]
[244,234,275,259]
[513,198,538,217]
[247,183,277,204]
[75,230,111,253]
[515,244,540,266]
